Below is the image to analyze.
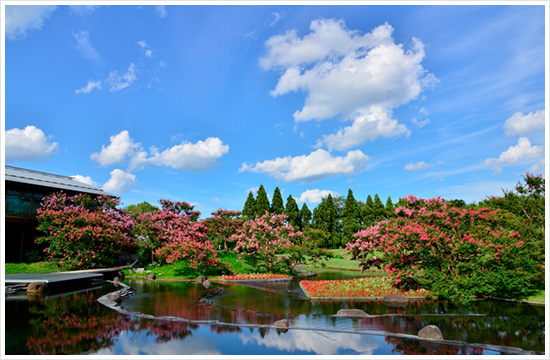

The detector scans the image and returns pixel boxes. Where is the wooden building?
[4,166,112,263]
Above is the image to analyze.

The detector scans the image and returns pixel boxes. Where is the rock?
[147,273,156,280]
[418,325,444,340]
[113,277,121,284]
[27,282,48,293]
[196,275,207,284]
[383,294,409,307]
[273,319,288,328]
[336,309,369,317]
[106,292,122,302]
[116,270,125,280]
[134,268,145,273]
[202,280,211,289]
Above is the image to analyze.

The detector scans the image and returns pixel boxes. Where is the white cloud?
[240,149,370,182]
[412,117,430,128]
[5,126,58,161]
[75,80,102,94]
[102,169,137,194]
[155,5,167,18]
[71,175,99,187]
[139,137,230,172]
[270,12,284,27]
[261,19,437,150]
[483,137,543,173]
[137,40,153,57]
[5,5,57,40]
[69,5,100,16]
[318,106,410,151]
[503,109,545,136]
[105,63,137,92]
[72,30,101,63]
[405,161,435,171]
[92,131,229,172]
[91,130,140,166]
[297,189,337,204]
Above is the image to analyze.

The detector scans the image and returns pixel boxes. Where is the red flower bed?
[218,273,290,280]
[301,277,431,298]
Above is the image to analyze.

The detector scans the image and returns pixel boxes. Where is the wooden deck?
[5,265,128,288]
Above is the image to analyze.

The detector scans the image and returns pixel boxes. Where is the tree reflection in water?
[4,280,545,355]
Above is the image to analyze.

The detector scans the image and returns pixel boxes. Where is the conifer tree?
[313,194,341,248]
[242,191,256,219]
[342,189,362,244]
[385,196,395,218]
[373,194,386,223]
[271,187,285,215]
[285,195,300,229]
[362,195,374,226]
[255,184,270,216]
[300,203,312,229]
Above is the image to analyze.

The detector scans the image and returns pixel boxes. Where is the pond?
[4,270,545,356]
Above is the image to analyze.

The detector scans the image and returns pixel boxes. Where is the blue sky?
[3,3,547,217]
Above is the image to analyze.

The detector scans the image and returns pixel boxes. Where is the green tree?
[285,195,300,229]
[312,194,341,248]
[300,203,312,229]
[362,195,374,226]
[271,187,285,215]
[125,201,159,217]
[242,191,256,219]
[385,196,395,219]
[373,194,386,223]
[342,189,362,244]
[255,184,270,217]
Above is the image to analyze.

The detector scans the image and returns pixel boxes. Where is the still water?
[4,270,545,356]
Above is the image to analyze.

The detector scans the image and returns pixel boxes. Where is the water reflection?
[4,273,544,355]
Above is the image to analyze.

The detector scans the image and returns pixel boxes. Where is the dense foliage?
[36,192,135,269]
[346,184,545,302]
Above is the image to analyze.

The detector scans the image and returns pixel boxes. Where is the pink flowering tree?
[36,192,136,270]
[200,209,243,251]
[346,194,544,302]
[231,212,331,274]
[135,199,232,274]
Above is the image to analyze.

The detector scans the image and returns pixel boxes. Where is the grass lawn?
[4,261,59,274]
[526,290,545,303]
[301,277,431,298]
[303,248,363,271]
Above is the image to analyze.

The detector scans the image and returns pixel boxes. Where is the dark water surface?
[4,270,545,355]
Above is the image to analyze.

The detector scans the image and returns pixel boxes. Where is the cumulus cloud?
[105,63,137,92]
[91,130,140,166]
[136,137,230,172]
[503,109,545,136]
[5,125,59,161]
[73,30,101,63]
[240,149,370,182]
[71,175,99,187]
[102,169,137,194]
[75,80,102,94]
[261,19,436,150]
[483,137,543,173]
[92,130,229,172]
[297,189,337,204]
[5,5,57,40]
[318,106,410,151]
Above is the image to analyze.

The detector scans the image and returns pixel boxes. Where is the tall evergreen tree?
[373,194,386,223]
[385,196,395,219]
[300,203,312,229]
[285,195,300,229]
[313,194,341,248]
[242,191,256,219]
[342,189,362,244]
[271,187,285,215]
[362,195,374,226]
[255,184,270,217]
